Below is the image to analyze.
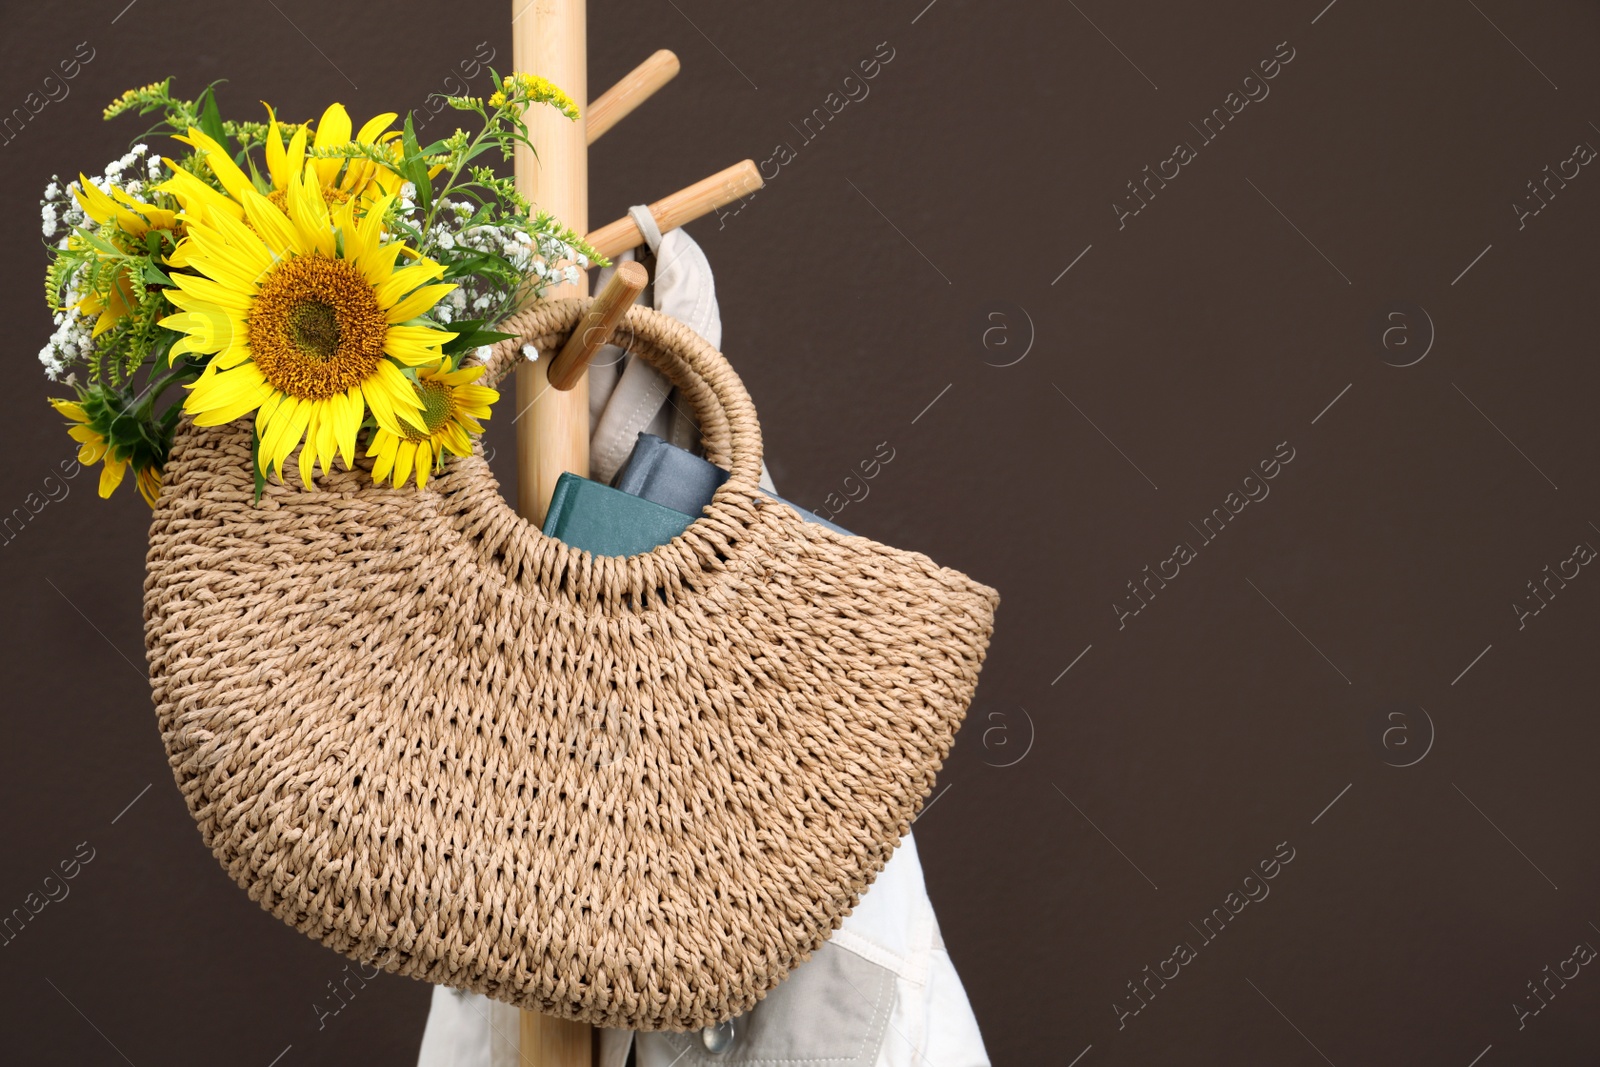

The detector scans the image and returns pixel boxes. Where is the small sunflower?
[71,176,182,336]
[159,172,457,488]
[367,362,498,489]
[49,396,161,506]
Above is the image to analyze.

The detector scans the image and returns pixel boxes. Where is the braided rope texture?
[143,301,1000,1031]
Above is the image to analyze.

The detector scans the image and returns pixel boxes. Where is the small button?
[700,1020,736,1053]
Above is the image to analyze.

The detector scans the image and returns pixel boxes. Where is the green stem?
[420,102,513,241]
[133,363,199,420]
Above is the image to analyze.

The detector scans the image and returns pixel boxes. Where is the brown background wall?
[4,0,1599,1063]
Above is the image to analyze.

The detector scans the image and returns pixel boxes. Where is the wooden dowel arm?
[586,49,679,144]
[547,261,649,390]
[585,160,764,260]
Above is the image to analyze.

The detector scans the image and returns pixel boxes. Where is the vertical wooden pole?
[514,0,590,528]
[513,2,597,1063]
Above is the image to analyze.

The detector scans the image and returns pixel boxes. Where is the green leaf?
[440,320,517,358]
[251,422,267,504]
[243,153,268,194]
[401,113,432,212]
[197,86,228,148]
[73,227,123,257]
[142,262,174,287]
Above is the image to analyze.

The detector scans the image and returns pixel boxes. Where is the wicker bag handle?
[481,298,764,491]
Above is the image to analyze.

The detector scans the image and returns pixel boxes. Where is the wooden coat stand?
[510,3,764,1061]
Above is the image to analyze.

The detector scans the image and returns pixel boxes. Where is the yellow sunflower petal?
[364,359,425,434]
[267,397,313,480]
[434,365,488,387]
[288,167,335,257]
[356,240,405,287]
[330,388,362,470]
[204,209,277,272]
[137,466,161,509]
[392,436,415,488]
[98,455,128,498]
[355,112,398,145]
[415,439,433,490]
[171,272,255,312]
[159,163,246,225]
[312,103,353,186]
[111,188,179,231]
[385,284,456,324]
[439,421,473,457]
[185,362,271,426]
[73,175,118,224]
[264,105,290,189]
[181,127,255,202]
[49,399,88,423]
[368,430,399,485]
[314,403,338,474]
[239,188,304,258]
[255,391,284,440]
[298,415,319,487]
[374,262,446,308]
[383,325,457,366]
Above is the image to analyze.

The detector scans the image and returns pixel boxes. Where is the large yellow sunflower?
[159,174,457,488]
[367,362,498,489]
[160,103,404,236]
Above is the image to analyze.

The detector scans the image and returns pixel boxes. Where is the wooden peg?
[585,160,764,260]
[547,260,649,391]
[586,49,680,143]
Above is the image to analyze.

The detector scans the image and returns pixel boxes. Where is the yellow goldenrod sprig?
[488,73,580,120]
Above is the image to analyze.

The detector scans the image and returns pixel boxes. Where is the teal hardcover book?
[541,471,694,558]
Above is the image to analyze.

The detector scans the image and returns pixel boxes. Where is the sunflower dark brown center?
[288,302,340,360]
[248,254,388,400]
[402,380,454,442]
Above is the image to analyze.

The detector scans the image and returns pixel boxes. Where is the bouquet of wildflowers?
[40,73,603,505]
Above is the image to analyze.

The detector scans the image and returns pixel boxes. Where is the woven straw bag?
[144,299,1000,1031]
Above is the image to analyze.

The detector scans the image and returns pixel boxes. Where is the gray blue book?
[615,434,852,536]
[542,434,853,558]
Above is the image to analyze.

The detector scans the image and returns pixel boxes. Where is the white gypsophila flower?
[401,181,416,200]
[437,304,453,324]
[131,142,147,155]
[475,345,493,361]
[521,343,538,361]
[39,310,94,381]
